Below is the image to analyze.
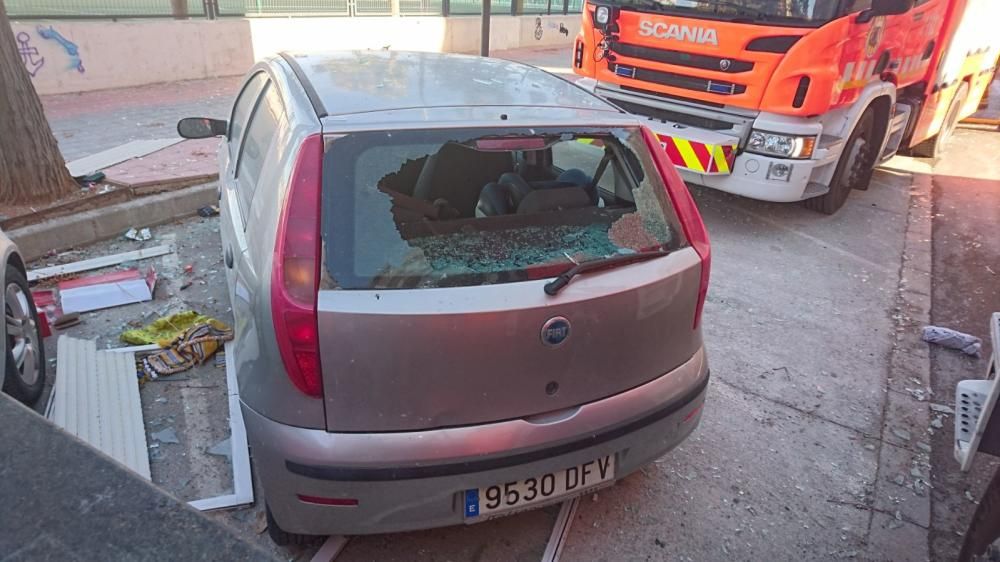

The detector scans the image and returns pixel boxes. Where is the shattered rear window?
[321,126,686,290]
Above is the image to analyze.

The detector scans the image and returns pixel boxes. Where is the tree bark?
[0,1,77,206]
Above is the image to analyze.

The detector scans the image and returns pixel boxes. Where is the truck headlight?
[747,130,817,160]
[594,5,610,25]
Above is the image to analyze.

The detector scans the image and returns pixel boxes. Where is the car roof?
[278,51,624,119]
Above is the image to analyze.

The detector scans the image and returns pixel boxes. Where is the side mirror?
[870,0,913,16]
[177,117,227,139]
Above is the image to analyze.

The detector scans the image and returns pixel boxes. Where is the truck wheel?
[912,82,969,158]
[804,108,876,215]
[2,264,46,406]
[265,504,322,547]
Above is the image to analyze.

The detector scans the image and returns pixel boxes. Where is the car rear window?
[320,126,686,290]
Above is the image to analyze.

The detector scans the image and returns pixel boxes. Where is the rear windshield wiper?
[544,249,670,295]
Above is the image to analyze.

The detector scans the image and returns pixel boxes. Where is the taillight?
[640,127,711,330]
[271,134,324,397]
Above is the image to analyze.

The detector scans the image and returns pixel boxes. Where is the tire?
[803,108,877,215]
[266,504,322,547]
[912,82,969,159]
[961,467,1000,562]
[1,264,45,406]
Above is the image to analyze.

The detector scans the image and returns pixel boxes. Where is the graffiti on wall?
[37,26,85,73]
[16,32,45,77]
[534,20,570,41]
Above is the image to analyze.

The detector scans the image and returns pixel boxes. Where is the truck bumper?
[594,82,841,203]
[680,150,839,203]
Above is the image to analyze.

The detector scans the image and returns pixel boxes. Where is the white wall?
[11,15,581,95]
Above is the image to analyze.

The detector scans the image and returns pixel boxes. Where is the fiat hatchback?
[178,51,711,545]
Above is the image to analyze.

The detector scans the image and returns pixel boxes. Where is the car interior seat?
[413,143,514,218]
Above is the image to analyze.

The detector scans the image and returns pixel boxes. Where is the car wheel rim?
[6,283,39,387]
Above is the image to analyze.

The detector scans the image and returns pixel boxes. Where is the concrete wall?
[11,15,581,95]
[11,19,254,95]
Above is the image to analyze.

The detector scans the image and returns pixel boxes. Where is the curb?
[8,182,218,262]
[866,172,935,561]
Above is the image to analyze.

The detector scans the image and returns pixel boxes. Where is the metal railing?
[6,0,206,18]
[8,0,581,18]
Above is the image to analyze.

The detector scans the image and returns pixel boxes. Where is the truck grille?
[612,63,747,96]
[611,42,754,74]
[606,97,734,131]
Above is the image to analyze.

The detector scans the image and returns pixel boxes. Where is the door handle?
[224,247,234,269]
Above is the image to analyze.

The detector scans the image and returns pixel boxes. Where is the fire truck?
[571,0,1000,214]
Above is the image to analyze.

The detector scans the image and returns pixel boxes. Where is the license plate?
[464,455,615,519]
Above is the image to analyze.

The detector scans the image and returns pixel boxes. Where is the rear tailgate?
[316,125,706,432]
[318,250,702,432]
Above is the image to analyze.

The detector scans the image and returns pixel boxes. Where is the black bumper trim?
[286,372,710,482]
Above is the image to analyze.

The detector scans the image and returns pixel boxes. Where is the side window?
[235,83,283,218]
[228,72,267,163]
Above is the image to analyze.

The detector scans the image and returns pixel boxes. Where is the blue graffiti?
[36,26,84,74]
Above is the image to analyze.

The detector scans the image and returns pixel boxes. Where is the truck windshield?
[613,0,840,25]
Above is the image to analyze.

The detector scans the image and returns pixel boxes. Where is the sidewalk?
[41,47,573,163]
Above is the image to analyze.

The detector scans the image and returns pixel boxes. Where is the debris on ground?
[198,205,220,217]
[930,403,955,415]
[52,312,81,329]
[121,310,229,346]
[207,437,232,459]
[124,227,153,241]
[139,322,233,380]
[891,428,912,442]
[922,325,982,356]
[930,416,944,429]
[28,244,172,282]
[59,268,157,314]
[48,336,151,480]
[151,426,180,445]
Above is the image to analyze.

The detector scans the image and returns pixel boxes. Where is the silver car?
[0,230,45,408]
[178,51,710,544]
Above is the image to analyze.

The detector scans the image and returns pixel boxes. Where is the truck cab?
[572,0,996,214]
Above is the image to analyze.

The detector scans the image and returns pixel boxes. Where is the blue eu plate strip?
[465,489,479,517]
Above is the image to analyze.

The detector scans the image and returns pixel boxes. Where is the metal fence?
[7,0,582,18]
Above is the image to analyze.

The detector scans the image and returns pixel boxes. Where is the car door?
[221,75,284,380]
[220,72,267,302]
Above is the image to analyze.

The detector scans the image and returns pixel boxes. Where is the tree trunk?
[0,1,77,206]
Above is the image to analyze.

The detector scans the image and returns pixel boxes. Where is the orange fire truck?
[572,0,1000,214]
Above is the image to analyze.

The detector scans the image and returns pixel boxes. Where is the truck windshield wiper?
[544,249,670,296]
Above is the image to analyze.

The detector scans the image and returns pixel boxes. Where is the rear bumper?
[244,347,709,536]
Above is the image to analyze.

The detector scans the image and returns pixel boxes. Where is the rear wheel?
[912,82,969,158]
[961,467,1000,561]
[804,108,877,215]
[2,264,45,406]
[265,504,322,547]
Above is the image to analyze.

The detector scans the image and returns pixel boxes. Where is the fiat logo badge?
[541,317,571,347]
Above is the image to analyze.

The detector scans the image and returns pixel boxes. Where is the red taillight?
[271,134,324,397]
[640,126,711,329]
